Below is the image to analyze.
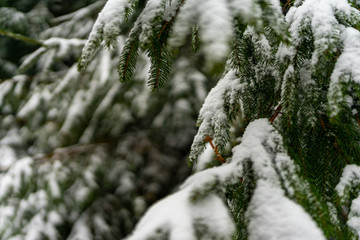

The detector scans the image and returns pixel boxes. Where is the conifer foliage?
[78,0,360,239]
[0,0,207,239]
[2,0,360,239]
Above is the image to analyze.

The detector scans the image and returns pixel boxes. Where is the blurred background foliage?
[0,0,217,239]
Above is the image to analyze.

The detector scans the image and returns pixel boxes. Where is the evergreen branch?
[121,41,138,81]
[147,46,173,90]
[146,0,185,90]
[33,142,107,163]
[0,29,43,46]
[230,46,242,71]
[123,0,139,21]
[191,26,200,53]
[157,0,184,39]
[155,46,164,88]
[118,26,141,82]
[77,33,102,71]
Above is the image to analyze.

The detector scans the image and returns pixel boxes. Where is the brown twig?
[0,29,43,46]
[356,115,360,129]
[282,0,293,13]
[203,135,225,164]
[319,117,328,132]
[269,104,283,124]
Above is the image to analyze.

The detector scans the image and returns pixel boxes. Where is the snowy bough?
[0,0,357,239]
[126,119,325,240]
[76,0,360,239]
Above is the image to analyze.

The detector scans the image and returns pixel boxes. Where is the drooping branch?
[0,29,43,46]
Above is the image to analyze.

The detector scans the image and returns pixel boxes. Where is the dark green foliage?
[147,46,173,90]
[123,0,140,21]
[0,0,39,12]
[4,0,360,239]
[191,26,200,53]
[118,26,141,83]
[145,11,175,90]
[226,160,256,240]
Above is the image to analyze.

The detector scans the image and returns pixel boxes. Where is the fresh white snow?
[127,119,325,240]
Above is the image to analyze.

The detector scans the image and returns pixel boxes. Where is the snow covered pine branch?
[125,119,325,240]
[76,0,360,239]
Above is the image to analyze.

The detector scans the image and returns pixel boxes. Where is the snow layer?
[336,164,360,197]
[227,0,259,23]
[170,0,233,65]
[0,145,17,170]
[127,119,325,240]
[0,157,33,199]
[193,143,215,172]
[137,0,166,44]
[328,27,360,116]
[348,196,360,237]
[190,70,243,163]
[170,0,284,67]
[126,189,234,240]
[247,180,325,240]
[336,165,360,235]
[19,38,86,73]
[279,0,358,62]
[198,0,233,64]
[285,0,341,54]
[348,195,360,236]
[79,0,130,68]
[233,120,325,240]
[277,0,360,118]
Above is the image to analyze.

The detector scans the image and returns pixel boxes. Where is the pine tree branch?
[153,45,164,89]
[122,42,136,81]
[147,0,185,90]
[118,26,141,82]
[191,26,200,53]
[157,0,185,39]
[33,142,108,163]
[0,29,43,46]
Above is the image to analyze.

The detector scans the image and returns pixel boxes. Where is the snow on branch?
[126,119,325,240]
[231,119,325,240]
[170,0,233,68]
[0,157,33,200]
[19,37,86,73]
[276,0,360,124]
[336,164,360,198]
[285,0,342,60]
[279,0,360,64]
[336,164,360,236]
[78,0,137,70]
[79,0,286,89]
[170,0,285,69]
[328,27,360,117]
[189,70,243,165]
[247,180,325,240]
[41,1,106,40]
